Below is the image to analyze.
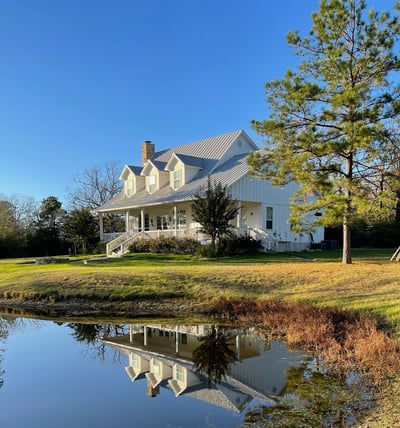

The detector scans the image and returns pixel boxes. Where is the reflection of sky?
[0,319,244,428]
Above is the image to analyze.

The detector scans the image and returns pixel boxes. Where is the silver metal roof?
[97,130,255,212]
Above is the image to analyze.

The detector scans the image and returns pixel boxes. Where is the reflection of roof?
[103,336,280,413]
[184,383,251,413]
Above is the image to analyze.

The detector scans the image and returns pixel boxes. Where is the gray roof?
[172,153,204,169]
[97,130,256,213]
[148,159,167,171]
[127,165,143,175]
[154,130,244,162]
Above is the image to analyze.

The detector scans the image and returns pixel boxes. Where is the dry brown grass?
[212,298,400,389]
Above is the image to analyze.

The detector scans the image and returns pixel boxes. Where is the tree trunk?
[210,237,216,257]
[395,190,400,223]
[342,155,353,264]
[342,221,352,264]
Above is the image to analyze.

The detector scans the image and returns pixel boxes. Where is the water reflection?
[0,314,373,427]
[193,325,238,387]
[0,317,8,389]
[102,323,304,412]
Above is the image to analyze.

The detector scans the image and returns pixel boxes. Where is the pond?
[0,313,372,427]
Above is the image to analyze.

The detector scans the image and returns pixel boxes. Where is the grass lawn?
[0,248,399,333]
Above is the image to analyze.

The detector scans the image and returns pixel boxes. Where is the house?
[102,323,305,411]
[97,130,323,255]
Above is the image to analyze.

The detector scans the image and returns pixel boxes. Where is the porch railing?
[105,228,203,256]
[247,227,276,251]
[106,232,130,256]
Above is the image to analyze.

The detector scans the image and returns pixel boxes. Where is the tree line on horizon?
[0,161,124,258]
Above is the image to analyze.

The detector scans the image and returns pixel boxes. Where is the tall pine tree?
[249,0,400,263]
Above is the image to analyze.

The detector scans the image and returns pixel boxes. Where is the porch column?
[141,209,144,233]
[236,332,241,360]
[99,212,104,240]
[175,325,179,354]
[174,205,177,237]
[237,201,242,236]
[125,210,130,235]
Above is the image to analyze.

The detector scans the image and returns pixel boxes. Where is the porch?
[100,201,266,256]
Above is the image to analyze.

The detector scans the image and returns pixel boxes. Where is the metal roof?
[127,165,143,175]
[98,154,249,212]
[97,130,256,212]
[172,153,204,169]
[154,130,244,162]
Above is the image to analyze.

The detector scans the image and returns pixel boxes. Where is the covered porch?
[100,200,264,256]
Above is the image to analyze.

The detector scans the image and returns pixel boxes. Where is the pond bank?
[1,251,400,425]
[1,295,399,426]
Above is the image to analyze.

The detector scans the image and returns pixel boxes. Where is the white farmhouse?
[97,130,323,255]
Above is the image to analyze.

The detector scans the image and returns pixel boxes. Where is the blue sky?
[0,0,395,205]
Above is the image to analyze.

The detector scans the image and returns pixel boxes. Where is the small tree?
[67,161,124,233]
[64,208,99,254]
[27,196,68,256]
[191,177,238,255]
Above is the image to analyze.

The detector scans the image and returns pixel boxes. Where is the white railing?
[247,227,276,252]
[100,232,125,242]
[106,232,130,255]
[105,228,201,256]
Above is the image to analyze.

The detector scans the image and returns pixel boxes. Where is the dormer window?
[120,165,145,197]
[127,177,135,197]
[165,153,204,190]
[149,175,156,193]
[173,170,182,189]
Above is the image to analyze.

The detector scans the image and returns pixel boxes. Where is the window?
[176,365,184,381]
[178,209,186,228]
[157,215,169,230]
[149,175,156,193]
[127,178,135,196]
[153,360,161,374]
[173,170,181,189]
[266,207,273,230]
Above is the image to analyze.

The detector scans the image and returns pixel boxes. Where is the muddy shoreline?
[0,298,210,319]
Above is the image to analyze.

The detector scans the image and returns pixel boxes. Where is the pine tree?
[249,0,400,264]
[191,177,238,256]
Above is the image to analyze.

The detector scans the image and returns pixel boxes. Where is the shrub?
[129,235,198,255]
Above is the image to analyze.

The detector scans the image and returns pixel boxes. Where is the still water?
[0,314,370,427]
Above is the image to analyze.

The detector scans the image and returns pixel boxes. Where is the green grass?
[1,248,399,330]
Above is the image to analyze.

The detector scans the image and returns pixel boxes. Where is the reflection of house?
[97,130,324,255]
[103,324,304,413]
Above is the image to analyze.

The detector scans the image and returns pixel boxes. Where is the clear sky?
[0,0,395,205]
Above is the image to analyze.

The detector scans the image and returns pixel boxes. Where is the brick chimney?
[141,140,155,166]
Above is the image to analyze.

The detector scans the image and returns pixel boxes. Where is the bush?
[129,235,198,255]
[216,236,261,256]
[128,235,261,257]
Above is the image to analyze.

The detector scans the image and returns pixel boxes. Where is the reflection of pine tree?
[244,363,370,427]
[193,325,238,387]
